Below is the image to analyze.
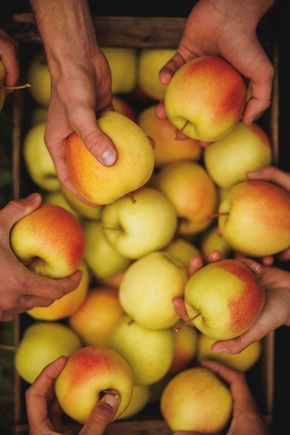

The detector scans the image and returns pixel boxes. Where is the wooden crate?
[11,13,277,434]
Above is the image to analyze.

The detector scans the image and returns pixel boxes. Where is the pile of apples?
[13,47,290,433]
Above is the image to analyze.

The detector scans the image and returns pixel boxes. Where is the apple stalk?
[175,120,190,141]
[175,312,201,333]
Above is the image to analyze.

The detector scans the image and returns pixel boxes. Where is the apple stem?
[175,120,190,141]
[127,192,136,204]
[208,212,229,219]
[175,313,201,333]
[1,83,31,90]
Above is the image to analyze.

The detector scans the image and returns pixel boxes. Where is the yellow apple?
[101,47,138,94]
[55,345,133,424]
[197,333,262,372]
[23,122,60,192]
[154,161,218,235]
[164,55,247,142]
[204,121,273,189]
[137,48,176,101]
[61,185,102,220]
[160,366,233,433]
[138,104,202,168]
[107,314,175,385]
[43,190,80,218]
[15,322,82,384]
[168,322,199,375]
[66,111,155,205]
[30,105,48,125]
[199,224,233,260]
[10,203,86,278]
[117,383,151,420]
[119,251,188,330]
[165,237,202,267]
[184,259,265,340]
[69,287,126,346]
[102,186,178,260]
[27,262,90,320]
[218,180,290,257]
[27,50,51,106]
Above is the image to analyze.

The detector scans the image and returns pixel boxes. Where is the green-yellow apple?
[119,251,188,329]
[138,104,202,168]
[168,322,199,375]
[55,345,133,424]
[164,55,247,142]
[43,190,80,218]
[165,238,202,267]
[66,111,155,205]
[101,47,138,94]
[117,383,151,420]
[197,333,262,372]
[10,203,86,278]
[15,322,82,384]
[137,48,176,101]
[69,287,126,347]
[23,122,60,192]
[102,186,178,260]
[61,185,103,220]
[107,314,175,385]
[160,366,233,433]
[199,224,232,260]
[27,262,90,320]
[217,180,290,257]
[30,105,48,125]
[183,259,265,340]
[27,50,51,106]
[83,220,131,279]
[153,161,218,235]
[204,121,273,189]
[112,95,136,121]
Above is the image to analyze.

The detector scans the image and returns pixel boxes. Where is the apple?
[43,190,80,218]
[112,95,136,122]
[119,251,188,329]
[204,121,273,189]
[30,106,48,125]
[197,333,262,372]
[27,262,90,320]
[61,185,103,220]
[164,55,247,142]
[97,268,127,289]
[10,203,86,278]
[168,322,199,375]
[160,366,233,433]
[183,259,265,340]
[165,237,202,267]
[217,180,290,257]
[23,122,60,192]
[15,321,82,384]
[199,224,233,260]
[102,186,178,260]
[117,383,151,420]
[107,314,175,385]
[27,50,51,106]
[153,161,218,235]
[137,104,202,168]
[66,111,155,205]
[137,48,176,101]
[69,287,126,347]
[83,219,131,279]
[55,345,133,424]
[101,47,138,94]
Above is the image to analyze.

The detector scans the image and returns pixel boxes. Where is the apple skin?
[69,287,126,347]
[138,104,202,168]
[101,47,138,94]
[153,161,218,235]
[23,122,60,192]
[107,314,175,385]
[112,95,137,122]
[117,383,151,420]
[119,251,188,330]
[43,190,80,218]
[66,111,155,205]
[160,366,233,433]
[61,185,103,220]
[165,238,202,267]
[55,345,133,424]
[218,180,290,257]
[199,224,232,260]
[102,186,178,260]
[197,333,262,372]
[204,121,273,189]
[184,259,265,340]
[27,51,51,106]
[168,322,199,374]
[15,322,82,384]
[164,55,247,142]
[10,203,86,278]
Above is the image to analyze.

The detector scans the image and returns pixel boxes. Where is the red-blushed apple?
[112,95,137,122]
[54,345,133,424]
[138,104,202,168]
[164,55,247,142]
[217,180,290,257]
[183,259,265,340]
[10,203,86,278]
[160,366,233,433]
[66,111,155,205]
[168,322,199,375]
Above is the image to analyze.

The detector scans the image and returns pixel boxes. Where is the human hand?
[26,355,121,435]
[156,0,275,128]
[0,28,19,87]
[0,193,82,321]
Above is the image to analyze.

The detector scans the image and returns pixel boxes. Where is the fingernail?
[212,348,228,354]
[104,392,119,407]
[100,150,117,166]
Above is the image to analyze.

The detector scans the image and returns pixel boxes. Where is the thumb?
[0,193,42,231]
